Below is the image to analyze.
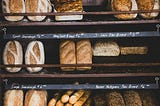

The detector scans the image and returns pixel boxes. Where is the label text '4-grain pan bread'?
[137,0,159,19]
[2,0,25,21]
[4,90,24,106]
[25,90,47,106]
[25,0,52,21]
[111,0,138,20]
[3,41,23,72]
[25,41,45,73]
[60,40,76,71]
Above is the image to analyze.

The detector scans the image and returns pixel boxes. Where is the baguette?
[74,91,91,106]
[76,40,92,70]
[2,0,25,21]
[56,100,64,106]
[25,41,45,72]
[3,41,23,72]
[4,90,24,106]
[120,46,148,55]
[69,90,85,104]
[65,103,72,106]
[83,98,91,106]
[61,90,74,103]
[48,92,61,106]
[60,40,76,71]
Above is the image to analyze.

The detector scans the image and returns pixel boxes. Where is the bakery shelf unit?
[0,0,160,105]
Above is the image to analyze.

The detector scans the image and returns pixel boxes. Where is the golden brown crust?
[123,91,142,106]
[4,90,23,106]
[113,0,132,11]
[120,47,148,55]
[9,0,23,13]
[26,0,38,13]
[25,90,47,106]
[76,40,92,70]
[60,40,76,71]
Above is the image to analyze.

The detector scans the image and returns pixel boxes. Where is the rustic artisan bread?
[25,41,45,72]
[76,40,92,70]
[111,0,138,20]
[93,41,120,56]
[4,90,24,106]
[25,0,52,21]
[106,91,125,106]
[123,90,142,106]
[120,46,148,55]
[137,0,159,19]
[25,90,47,106]
[60,40,76,71]
[3,41,23,72]
[55,0,83,21]
[2,0,25,21]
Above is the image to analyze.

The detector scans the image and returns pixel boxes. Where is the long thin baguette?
[69,90,85,104]
[56,100,64,106]
[61,90,74,103]
[120,47,148,55]
[83,98,91,106]
[48,92,61,106]
[74,91,91,106]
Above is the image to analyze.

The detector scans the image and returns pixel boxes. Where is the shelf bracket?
[1,27,7,35]
[156,24,160,32]
[155,77,159,87]
[2,79,8,86]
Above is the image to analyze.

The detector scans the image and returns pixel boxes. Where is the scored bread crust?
[2,0,25,21]
[111,0,138,20]
[25,41,45,72]
[137,0,159,19]
[25,0,52,21]
[60,40,76,71]
[76,40,92,70]
[3,41,23,72]
[25,90,47,106]
[4,90,24,106]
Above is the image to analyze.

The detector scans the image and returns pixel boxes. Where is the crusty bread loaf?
[69,90,85,104]
[2,0,25,21]
[25,0,52,21]
[111,0,138,20]
[123,90,142,106]
[76,40,92,70]
[120,46,148,55]
[93,41,120,56]
[25,90,47,106]
[48,92,61,106]
[4,90,24,106]
[60,40,76,71]
[3,41,23,72]
[25,41,45,72]
[83,98,91,106]
[106,91,125,106]
[137,0,159,19]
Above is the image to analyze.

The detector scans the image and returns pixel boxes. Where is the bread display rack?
[0,0,160,105]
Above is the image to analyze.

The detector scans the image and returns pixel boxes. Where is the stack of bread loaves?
[3,40,45,73]
[2,0,52,21]
[60,39,92,71]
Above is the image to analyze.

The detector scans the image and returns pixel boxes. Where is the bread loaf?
[25,90,47,106]
[25,0,52,21]
[93,41,120,56]
[83,98,91,106]
[55,0,83,21]
[111,0,138,20]
[25,41,45,72]
[56,100,64,106]
[76,40,92,70]
[123,90,142,106]
[3,41,23,72]
[48,92,61,106]
[106,91,125,106]
[61,90,74,103]
[137,0,159,19]
[69,90,85,104]
[60,40,76,71]
[120,46,148,55]
[2,0,25,21]
[4,90,24,106]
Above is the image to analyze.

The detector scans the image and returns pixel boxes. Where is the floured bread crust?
[2,0,25,21]
[25,0,52,21]
[25,90,47,106]
[111,0,138,20]
[60,40,76,71]
[76,40,92,70]
[4,90,24,106]
[25,41,45,72]
[3,41,23,72]
[137,0,159,19]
